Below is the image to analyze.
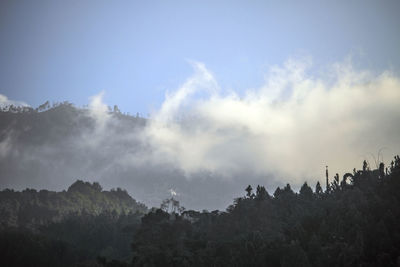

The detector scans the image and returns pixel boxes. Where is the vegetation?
[1,156,400,266]
[0,212,141,267]
[0,180,147,229]
[0,101,146,146]
[130,156,400,267]
[0,181,147,266]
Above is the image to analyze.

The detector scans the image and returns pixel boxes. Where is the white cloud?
[145,58,400,184]
[0,94,29,108]
[88,91,110,128]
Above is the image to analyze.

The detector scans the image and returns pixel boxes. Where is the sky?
[1,0,400,209]
[1,0,400,115]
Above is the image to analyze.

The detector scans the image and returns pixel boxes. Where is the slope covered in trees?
[0,212,142,266]
[0,180,147,229]
[0,102,147,199]
[0,101,245,211]
[1,120,400,267]
[0,180,147,266]
[130,156,400,267]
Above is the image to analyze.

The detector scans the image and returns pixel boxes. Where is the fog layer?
[1,58,399,210]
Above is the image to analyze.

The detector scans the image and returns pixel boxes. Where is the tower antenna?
[326,165,329,192]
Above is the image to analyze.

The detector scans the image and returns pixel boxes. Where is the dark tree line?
[1,156,400,266]
[130,156,400,267]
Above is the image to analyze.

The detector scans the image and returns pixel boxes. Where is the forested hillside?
[0,180,147,229]
[130,156,400,267]
[0,180,147,266]
[0,102,246,211]
[0,102,150,203]
[1,157,400,266]
[0,102,146,146]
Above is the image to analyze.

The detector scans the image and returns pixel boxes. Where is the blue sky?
[0,0,399,115]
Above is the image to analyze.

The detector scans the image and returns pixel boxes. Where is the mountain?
[0,102,271,211]
[0,102,155,203]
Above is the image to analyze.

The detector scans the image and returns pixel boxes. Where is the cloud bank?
[145,59,400,184]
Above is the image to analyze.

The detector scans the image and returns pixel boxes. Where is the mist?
[146,58,400,181]
[1,58,400,210]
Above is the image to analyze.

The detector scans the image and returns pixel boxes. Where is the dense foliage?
[1,157,400,266]
[0,181,147,266]
[0,212,141,267]
[0,180,147,229]
[130,156,400,267]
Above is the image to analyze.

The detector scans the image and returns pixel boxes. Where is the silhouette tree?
[332,173,340,191]
[326,166,331,193]
[299,182,313,200]
[315,181,323,195]
[363,160,368,172]
[255,185,269,201]
[379,162,385,178]
[245,185,253,198]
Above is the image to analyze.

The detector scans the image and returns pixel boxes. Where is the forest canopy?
[1,156,400,266]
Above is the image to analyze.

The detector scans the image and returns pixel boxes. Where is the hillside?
[0,180,147,265]
[1,157,399,266]
[129,156,400,267]
[0,102,273,211]
[0,102,146,145]
[0,102,162,207]
[0,180,147,229]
